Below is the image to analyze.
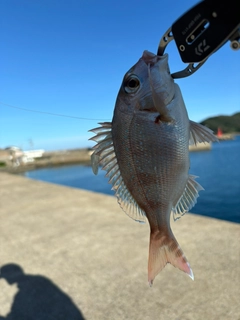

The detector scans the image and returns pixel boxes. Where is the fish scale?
[89,50,218,285]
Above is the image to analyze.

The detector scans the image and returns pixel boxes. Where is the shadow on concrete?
[0,263,85,320]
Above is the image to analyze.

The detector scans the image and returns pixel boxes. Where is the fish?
[89,50,217,285]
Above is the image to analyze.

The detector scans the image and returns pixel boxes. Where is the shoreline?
[0,145,214,174]
[0,159,91,174]
[1,135,239,174]
[0,148,91,174]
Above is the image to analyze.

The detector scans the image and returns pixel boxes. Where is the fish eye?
[124,75,140,93]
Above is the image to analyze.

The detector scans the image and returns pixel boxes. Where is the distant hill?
[200,112,240,134]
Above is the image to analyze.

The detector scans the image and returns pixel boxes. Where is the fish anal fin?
[148,231,194,286]
[172,175,204,221]
[189,120,218,145]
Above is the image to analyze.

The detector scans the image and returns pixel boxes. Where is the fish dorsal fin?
[89,122,146,223]
[172,175,204,221]
[189,120,218,145]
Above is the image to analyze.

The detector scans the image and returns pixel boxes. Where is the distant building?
[22,149,45,163]
[5,146,24,166]
[0,147,45,167]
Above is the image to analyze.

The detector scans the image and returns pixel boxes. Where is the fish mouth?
[141,50,167,65]
[138,51,166,113]
[141,50,174,120]
[141,106,158,112]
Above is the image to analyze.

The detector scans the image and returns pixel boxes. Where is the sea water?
[23,136,240,223]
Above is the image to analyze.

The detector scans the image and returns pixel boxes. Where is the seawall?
[0,172,239,319]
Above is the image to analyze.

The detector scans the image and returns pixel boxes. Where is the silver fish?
[89,50,217,285]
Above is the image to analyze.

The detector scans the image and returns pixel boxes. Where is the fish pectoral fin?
[189,120,218,145]
[148,231,194,286]
[172,175,204,221]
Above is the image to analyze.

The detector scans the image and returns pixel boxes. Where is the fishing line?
[0,101,110,121]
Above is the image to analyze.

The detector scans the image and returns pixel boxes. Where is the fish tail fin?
[148,230,194,286]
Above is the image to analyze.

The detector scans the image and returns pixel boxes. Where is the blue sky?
[1,0,239,151]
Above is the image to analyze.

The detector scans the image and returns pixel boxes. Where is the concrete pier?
[0,172,239,320]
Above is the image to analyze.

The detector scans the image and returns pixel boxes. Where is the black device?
[158,0,240,78]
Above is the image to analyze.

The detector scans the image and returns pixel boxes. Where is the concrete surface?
[0,172,239,320]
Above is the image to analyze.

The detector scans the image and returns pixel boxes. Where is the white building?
[22,150,45,163]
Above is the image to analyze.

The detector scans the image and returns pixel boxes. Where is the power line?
[0,101,111,121]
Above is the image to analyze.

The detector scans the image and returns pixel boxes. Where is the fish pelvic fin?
[148,230,194,286]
